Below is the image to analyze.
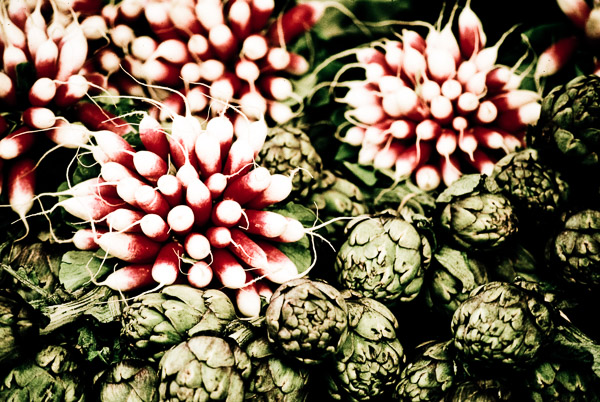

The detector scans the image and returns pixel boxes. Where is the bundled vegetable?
[93,359,160,402]
[331,0,540,190]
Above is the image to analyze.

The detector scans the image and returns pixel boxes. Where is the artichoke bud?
[444,378,517,401]
[335,210,432,305]
[265,278,350,365]
[93,359,159,402]
[451,281,555,371]
[436,174,519,252]
[326,290,406,401]
[524,358,600,401]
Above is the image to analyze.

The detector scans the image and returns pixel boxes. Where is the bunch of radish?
[52,107,310,317]
[333,0,541,191]
[89,0,325,130]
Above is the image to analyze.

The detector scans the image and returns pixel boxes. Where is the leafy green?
[59,251,115,292]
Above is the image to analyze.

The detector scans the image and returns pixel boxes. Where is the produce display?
[3,0,600,401]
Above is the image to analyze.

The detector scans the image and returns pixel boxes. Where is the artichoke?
[0,289,49,367]
[93,359,159,402]
[443,378,516,401]
[0,344,87,402]
[526,74,600,196]
[525,358,600,402]
[255,122,323,200]
[451,281,555,370]
[326,291,406,401]
[436,174,519,252]
[158,335,252,401]
[265,278,349,365]
[121,284,237,361]
[423,245,490,317]
[334,210,432,304]
[546,209,600,290]
[485,148,570,229]
[393,339,458,401]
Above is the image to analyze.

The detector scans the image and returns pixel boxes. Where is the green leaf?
[343,162,378,187]
[59,251,115,292]
[335,143,359,161]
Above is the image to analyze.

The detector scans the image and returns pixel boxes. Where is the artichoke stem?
[1,263,60,304]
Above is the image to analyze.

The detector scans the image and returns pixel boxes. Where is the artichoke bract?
[326,291,406,401]
[443,378,516,401]
[255,122,323,200]
[158,335,252,401]
[437,174,518,252]
[121,285,237,361]
[265,278,349,365]
[393,339,458,401]
[93,359,159,402]
[334,210,432,304]
[485,148,570,229]
[525,358,600,401]
[451,281,554,370]
[0,289,48,367]
[0,344,86,402]
[546,209,600,290]
[526,74,600,194]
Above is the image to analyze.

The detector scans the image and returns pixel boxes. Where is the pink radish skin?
[458,0,486,59]
[157,174,184,206]
[97,232,162,263]
[72,228,107,250]
[185,178,212,226]
[0,127,35,160]
[205,173,228,199]
[55,24,88,82]
[116,177,146,208]
[267,1,325,45]
[222,167,271,205]
[238,210,289,238]
[133,150,168,182]
[211,199,243,227]
[139,114,169,160]
[534,36,578,79]
[496,102,542,132]
[270,217,306,243]
[415,164,442,191]
[151,39,190,65]
[206,226,232,248]
[3,45,28,80]
[228,0,252,40]
[285,52,310,75]
[93,130,136,170]
[22,107,56,130]
[228,228,268,269]
[488,90,541,112]
[28,77,57,106]
[0,72,17,105]
[144,2,177,40]
[187,34,212,59]
[255,280,273,302]
[242,34,268,60]
[140,213,171,242]
[99,264,156,292]
[131,36,158,61]
[250,0,275,31]
[254,239,299,284]
[167,204,196,235]
[176,163,200,188]
[105,208,144,232]
[59,194,125,222]
[184,232,211,260]
[135,185,171,218]
[60,177,119,199]
[222,139,254,177]
[53,74,90,108]
[34,38,59,79]
[152,241,184,286]
[101,162,142,183]
[245,174,293,209]
[209,24,237,61]
[194,133,223,179]
[205,115,234,158]
[187,261,213,288]
[210,248,247,289]
[557,0,591,29]
[76,102,134,136]
[142,58,181,86]
[8,158,36,239]
[235,273,262,317]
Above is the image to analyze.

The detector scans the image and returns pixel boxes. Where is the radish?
[139,114,169,160]
[72,228,107,250]
[468,149,495,176]
[222,138,255,176]
[255,280,273,302]
[7,158,36,240]
[101,161,142,183]
[245,173,293,209]
[211,248,247,289]
[222,167,271,205]
[264,47,291,71]
[238,210,289,239]
[0,127,35,160]
[116,177,146,207]
[3,44,28,80]
[186,86,210,114]
[184,232,211,260]
[105,208,144,233]
[151,39,191,65]
[80,15,108,40]
[96,264,156,292]
[195,0,225,31]
[534,36,578,79]
[97,232,162,263]
[228,0,252,40]
[285,52,310,75]
[228,228,268,268]
[235,273,262,317]
[458,0,486,59]
[194,132,223,179]
[187,261,213,288]
[209,24,237,61]
[269,216,305,243]
[167,204,196,235]
[185,178,212,226]
[110,24,135,49]
[142,58,182,86]
[415,164,441,191]
[187,34,212,60]
[135,185,171,217]
[488,90,541,112]
[440,155,462,186]
[92,130,136,170]
[473,100,498,125]
[0,72,17,105]
[34,38,59,79]
[267,1,325,46]
[176,162,200,188]
[54,74,90,108]
[152,241,184,286]
[211,199,243,227]
[55,22,88,82]
[131,36,159,61]
[205,114,234,157]
[133,150,169,182]
[250,0,275,32]
[157,174,184,206]
[496,102,542,132]
[205,173,228,199]
[119,0,145,22]
[206,226,232,248]
[557,0,591,29]
[139,213,171,242]
[28,77,57,106]
[76,102,134,136]
[22,107,56,130]
[374,142,405,170]
[58,194,125,222]
[253,239,299,284]
[241,34,269,60]
[145,2,176,40]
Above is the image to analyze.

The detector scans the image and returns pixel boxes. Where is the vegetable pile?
[4,0,600,401]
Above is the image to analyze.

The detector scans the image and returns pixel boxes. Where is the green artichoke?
[437,174,518,252]
[265,278,349,365]
[393,340,458,401]
[526,74,600,194]
[423,245,490,317]
[326,291,405,401]
[451,281,554,370]
[334,210,432,304]
[255,122,323,200]
[443,378,516,401]
[546,209,600,289]
[121,284,237,361]
[0,289,48,367]
[158,334,252,401]
[525,358,600,402]
[0,344,87,402]
[93,359,159,402]
[485,148,570,228]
